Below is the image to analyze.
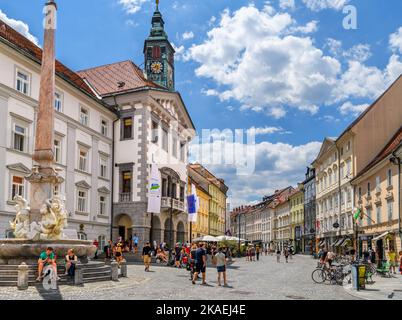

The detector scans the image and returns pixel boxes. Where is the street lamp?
[168,196,174,265]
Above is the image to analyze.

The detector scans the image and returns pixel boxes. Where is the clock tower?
[144,1,175,91]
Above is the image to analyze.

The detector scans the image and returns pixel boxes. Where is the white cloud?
[118,0,148,14]
[390,27,402,54]
[279,0,295,10]
[188,6,341,117]
[0,10,39,46]
[289,20,319,34]
[339,102,369,117]
[171,42,188,61]
[189,139,321,207]
[125,19,139,27]
[302,0,348,11]
[248,126,292,135]
[182,31,194,40]
[344,44,372,62]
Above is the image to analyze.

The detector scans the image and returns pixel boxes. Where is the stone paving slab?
[343,273,402,300]
[0,254,358,300]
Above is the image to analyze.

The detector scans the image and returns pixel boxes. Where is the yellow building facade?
[289,186,304,254]
[187,179,211,240]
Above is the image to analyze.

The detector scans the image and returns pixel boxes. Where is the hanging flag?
[147,164,161,214]
[353,208,361,220]
[187,184,199,222]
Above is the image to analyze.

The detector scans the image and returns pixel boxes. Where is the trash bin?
[351,264,366,290]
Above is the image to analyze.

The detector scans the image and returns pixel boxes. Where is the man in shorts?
[142,242,153,272]
[215,247,228,286]
[192,242,207,285]
[36,247,60,281]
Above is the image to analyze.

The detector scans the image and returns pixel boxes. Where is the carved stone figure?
[10,195,69,240]
[9,196,31,239]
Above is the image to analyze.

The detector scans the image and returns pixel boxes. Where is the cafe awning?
[372,231,390,242]
[333,239,344,247]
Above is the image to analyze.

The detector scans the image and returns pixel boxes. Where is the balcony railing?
[161,197,185,212]
[119,192,132,203]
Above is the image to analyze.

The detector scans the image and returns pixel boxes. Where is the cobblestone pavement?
[0,254,358,300]
[343,273,402,300]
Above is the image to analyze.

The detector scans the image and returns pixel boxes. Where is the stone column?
[120,260,127,277]
[17,263,29,290]
[111,261,119,281]
[74,261,83,285]
[28,1,62,222]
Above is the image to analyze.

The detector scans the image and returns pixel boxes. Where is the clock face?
[150,61,163,74]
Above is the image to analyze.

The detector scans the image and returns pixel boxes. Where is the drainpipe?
[392,149,401,249]
[110,97,119,242]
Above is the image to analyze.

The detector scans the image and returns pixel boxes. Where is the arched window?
[98,235,106,251]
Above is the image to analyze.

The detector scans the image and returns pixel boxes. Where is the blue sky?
[1,0,402,207]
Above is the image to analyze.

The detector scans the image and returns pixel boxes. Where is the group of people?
[36,247,78,282]
[276,247,294,263]
[245,245,262,261]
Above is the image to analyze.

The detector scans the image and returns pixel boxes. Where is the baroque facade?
[302,167,316,255]
[0,19,116,245]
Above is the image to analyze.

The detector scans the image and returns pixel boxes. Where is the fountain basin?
[0,239,96,264]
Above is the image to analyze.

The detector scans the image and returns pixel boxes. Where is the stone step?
[0,280,17,286]
[83,276,112,283]
[82,270,111,277]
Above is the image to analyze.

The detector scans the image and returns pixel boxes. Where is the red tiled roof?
[77,60,163,97]
[0,19,97,100]
[353,126,402,179]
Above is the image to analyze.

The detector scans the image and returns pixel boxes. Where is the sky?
[1,0,402,209]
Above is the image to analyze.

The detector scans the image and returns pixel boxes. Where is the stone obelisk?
[27,0,63,222]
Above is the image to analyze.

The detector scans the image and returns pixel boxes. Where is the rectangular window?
[79,149,88,172]
[346,141,351,152]
[80,106,89,126]
[367,183,371,197]
[99,157,108,179]
[152,120,158,143]
[367,208,371,226]
[101,119,108,137]
[376,176,381,192]
[387,169,392,187]
[54,92,62,112]
[162,127,168,152]
[11,176,24,199]
[122,117,133,139]
[16,70,30,95]
[54,139,61,163]
[172,137,178,158]
[358,187,362,199]
[13,124,26,152]
[340,165,344,179]
[180,142,185,162]
[346,160,351,176]
[77,190,87,212]
[53,185,60,196]
[387,201,393,221]
[340,147,344,156]
[122,171,132,194]
[99,195,107,215]
[347,189,351,203]
[376,206,381,224]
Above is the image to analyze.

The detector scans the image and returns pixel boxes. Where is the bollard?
[111,261,119,281]
[17,262,29,290]
[74,261,83,285]
[120,260,127,277]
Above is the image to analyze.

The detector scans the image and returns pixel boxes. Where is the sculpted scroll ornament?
[10,195,68,240]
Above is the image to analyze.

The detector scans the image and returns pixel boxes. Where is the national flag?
[353,208,361,220]
[187,184,199,222]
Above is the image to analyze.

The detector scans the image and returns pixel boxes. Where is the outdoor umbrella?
[193,235,220,242]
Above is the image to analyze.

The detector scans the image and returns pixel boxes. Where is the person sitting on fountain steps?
[36,247,60,282]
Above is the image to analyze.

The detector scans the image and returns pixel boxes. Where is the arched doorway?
[116,214,132,241]
[151,215,162,244]
[164,217,173,247]
[177,221,185,244]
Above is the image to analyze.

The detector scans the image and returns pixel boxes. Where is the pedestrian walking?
[256,246,260,261]
[192,242,207,285]
[388,248,397,274]
[133,235,139,254]
[276,249,281,263]
[142,242,153,272]
[92,239,99,259]
[283,247,289,263]
[399,251,402,275]
[289,247,293,260]
[214,247,228,286]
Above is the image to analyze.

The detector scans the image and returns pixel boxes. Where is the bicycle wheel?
[312,269,326,283]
